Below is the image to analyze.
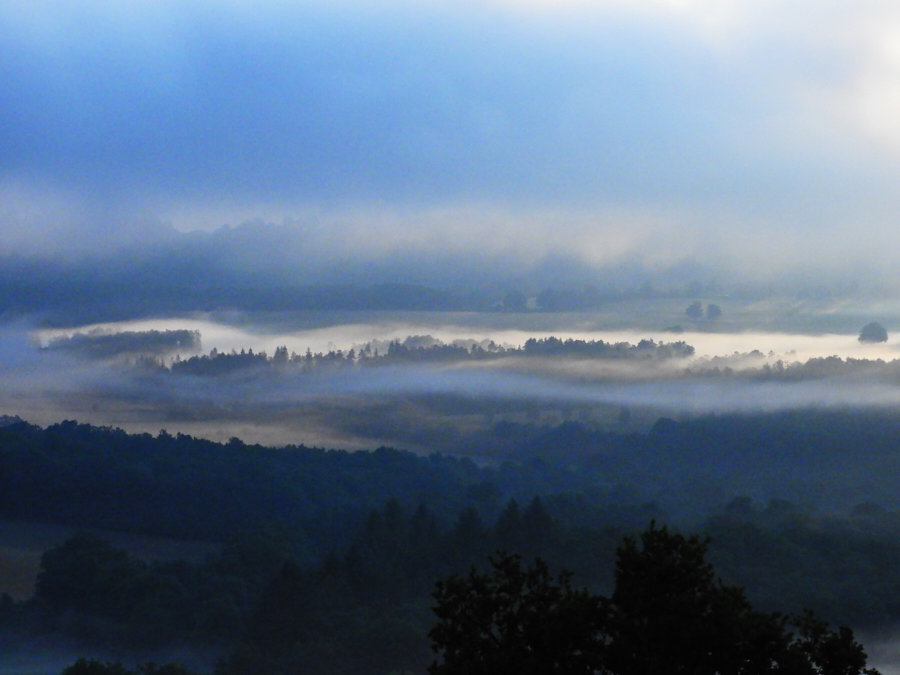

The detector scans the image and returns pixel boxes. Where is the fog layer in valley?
[4,304,900,449]
[34,306,900,363]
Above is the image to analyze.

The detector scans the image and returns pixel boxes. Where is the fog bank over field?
[37,314,900,363]
[5,309,900,448]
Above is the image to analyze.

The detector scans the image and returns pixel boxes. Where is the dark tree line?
[0,251,465,323]
[62,660,197,675]
[44,330,201,359]
[155,335,695,378]
[0,248,736,325]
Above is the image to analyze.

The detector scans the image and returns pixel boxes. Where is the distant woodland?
[45,330,201,359]
[153,336,695,376]
[0,248,774,325]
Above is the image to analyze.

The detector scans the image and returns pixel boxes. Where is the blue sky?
[2,0,900,280]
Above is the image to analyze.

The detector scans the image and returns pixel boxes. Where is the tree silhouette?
[429,524,880,675]
[606,524,799,675]
[686,301,703,319]
[428,552,607,675]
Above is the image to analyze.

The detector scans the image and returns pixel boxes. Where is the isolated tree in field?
[428,524,881,675]
[706,303,722,320]
[503,290,528,312]
[858,322,888,343]
[36,532,146,620]
[685,300,703,319]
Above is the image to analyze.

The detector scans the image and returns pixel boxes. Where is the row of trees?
[10,412,900,567]
[147,335,696,378]
[62,661,196,675]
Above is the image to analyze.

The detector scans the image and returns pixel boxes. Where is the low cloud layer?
[2,1,900,280]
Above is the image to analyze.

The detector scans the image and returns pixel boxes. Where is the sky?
[3,0,900,280]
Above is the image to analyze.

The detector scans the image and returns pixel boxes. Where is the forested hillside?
[0,414,899,672]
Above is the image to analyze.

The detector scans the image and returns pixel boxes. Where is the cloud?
[2,0,900,280]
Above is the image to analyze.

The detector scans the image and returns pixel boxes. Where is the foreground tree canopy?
[428,524,881,675]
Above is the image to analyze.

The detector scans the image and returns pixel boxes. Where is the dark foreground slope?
[1,413,900,672]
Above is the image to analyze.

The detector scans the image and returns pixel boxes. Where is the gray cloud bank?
[3,1,900,280]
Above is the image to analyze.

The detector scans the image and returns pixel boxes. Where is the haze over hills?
[0,217,895,327]
[4,0,900,311]
[4,0,900,673]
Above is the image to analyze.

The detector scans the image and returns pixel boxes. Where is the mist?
[7,316,900,449]
[37,313,900,363]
